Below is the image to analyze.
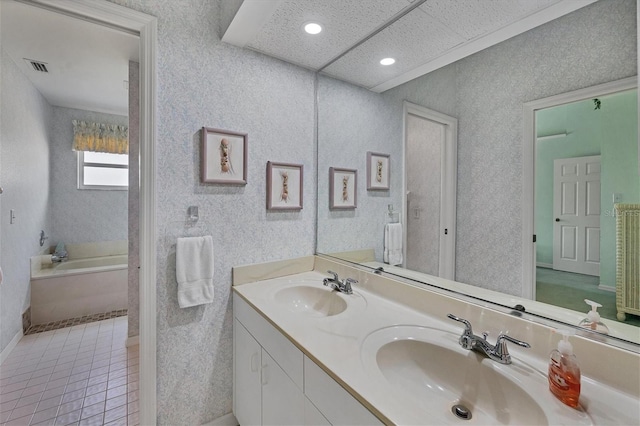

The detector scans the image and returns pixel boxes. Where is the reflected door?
[405,114,444,276]
[552,155,601,276]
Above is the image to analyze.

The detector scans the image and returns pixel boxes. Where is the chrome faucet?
[447,313,530,364]
[51,253,67,263]
[323,270,356,295]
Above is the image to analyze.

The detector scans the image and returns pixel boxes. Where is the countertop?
[233,267,639,425]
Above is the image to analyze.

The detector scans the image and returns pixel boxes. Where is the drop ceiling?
[1,1,139,116]
[223,0,597,92]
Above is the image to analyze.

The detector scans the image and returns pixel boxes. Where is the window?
[77,151,128,190]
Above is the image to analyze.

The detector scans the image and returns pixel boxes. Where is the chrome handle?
[496,334,531,348]
[327,270,339,281]
[345,278,358,285]
[447,314,473,333]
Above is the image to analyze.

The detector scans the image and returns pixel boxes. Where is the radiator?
[615,203,640,321]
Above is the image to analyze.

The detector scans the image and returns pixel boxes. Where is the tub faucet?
[447,313,530,364]
[323,270,356,295]
[51,253,67,263]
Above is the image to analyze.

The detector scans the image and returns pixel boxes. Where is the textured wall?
[128,61,140,338]
[317,76,402,260]
[0,51,52,353]
[49,106,128,245]
[110,1,316,424]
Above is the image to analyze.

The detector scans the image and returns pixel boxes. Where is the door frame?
[521,76,636,300]
[402,101,457,280]
[21,0,158,423]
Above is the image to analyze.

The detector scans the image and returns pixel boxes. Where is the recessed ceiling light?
[304,22,322,35]
[380,58,396,66]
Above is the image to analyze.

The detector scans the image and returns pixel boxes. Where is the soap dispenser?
[548,330,581,408]
[578,299,609,334]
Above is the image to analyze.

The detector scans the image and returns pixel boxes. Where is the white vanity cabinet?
[233,295,380,426]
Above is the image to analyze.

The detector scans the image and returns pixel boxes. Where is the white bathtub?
[30,255,128,324]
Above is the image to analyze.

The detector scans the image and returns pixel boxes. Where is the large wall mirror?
[316,0,640,349]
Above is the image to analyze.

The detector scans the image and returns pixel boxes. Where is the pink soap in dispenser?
[548,330,581,408]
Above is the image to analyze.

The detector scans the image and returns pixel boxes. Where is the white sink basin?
[361,325,592,425]
[274,285,348,317]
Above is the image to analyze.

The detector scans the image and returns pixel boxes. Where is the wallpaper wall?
[49,106,128,245]
[128,61,140,338]
[110,1,316,424]
[0,51,52,353]
[317,76,402,260]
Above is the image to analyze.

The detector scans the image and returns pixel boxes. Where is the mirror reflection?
[535,90,639,327]
[316,0,639,346]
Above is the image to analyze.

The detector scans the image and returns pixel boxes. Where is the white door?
[552,155,601,276]
[404,103,457,280]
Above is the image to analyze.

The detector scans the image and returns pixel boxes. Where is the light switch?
[10,209,15,224]
[613,193,622,203]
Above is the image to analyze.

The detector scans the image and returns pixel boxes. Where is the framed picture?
[266,161,303,210]
[201,127,248,184]
[366,152,390,190]
[329,167,357,210]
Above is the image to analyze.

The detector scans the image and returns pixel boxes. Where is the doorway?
[403,102,457,280]
[0,0,157,424]
[523,77,639,327]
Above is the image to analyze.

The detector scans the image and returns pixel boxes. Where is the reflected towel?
[384,223,403,266]
[176,236,214,308]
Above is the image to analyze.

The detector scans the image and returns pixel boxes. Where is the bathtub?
[30,255,128,324]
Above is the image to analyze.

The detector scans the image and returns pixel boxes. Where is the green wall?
[535,89,639,287]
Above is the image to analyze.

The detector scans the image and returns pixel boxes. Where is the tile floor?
[0,316,139,426]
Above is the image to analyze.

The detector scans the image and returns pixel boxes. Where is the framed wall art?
[329,167,357,210]
[366,151,390,190]
[266,161,303,210]
[201,127,248,184]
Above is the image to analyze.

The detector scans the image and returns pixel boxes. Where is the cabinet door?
[234,319,262,426]
[261,349,304,425]
[304,356,382,425]
[304,396,331,426]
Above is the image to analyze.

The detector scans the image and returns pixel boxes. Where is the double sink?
[239,272,601,425]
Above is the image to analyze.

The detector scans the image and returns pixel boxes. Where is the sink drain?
[451,404,472,420]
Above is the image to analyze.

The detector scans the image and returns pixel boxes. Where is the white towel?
[176,236,214,308]
[384,223,403,266]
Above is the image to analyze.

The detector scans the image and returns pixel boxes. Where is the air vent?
[24,58,49,73]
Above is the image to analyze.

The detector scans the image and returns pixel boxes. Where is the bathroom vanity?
[232,256,639,425]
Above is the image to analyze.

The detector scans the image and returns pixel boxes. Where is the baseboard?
[0,329,23,365]
[126,335,139,347]
[201,413,238,426]
[536,262,553,269]
[598,284,616,293]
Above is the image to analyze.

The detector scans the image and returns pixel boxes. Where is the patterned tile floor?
[25,312,128,336]
[0,316,139,426]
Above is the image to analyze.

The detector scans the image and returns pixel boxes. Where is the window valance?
[72,120,129,154]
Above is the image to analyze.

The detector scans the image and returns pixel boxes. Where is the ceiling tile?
[419,0,561,41]
[322,7,466,88]
[246,0,414,70]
